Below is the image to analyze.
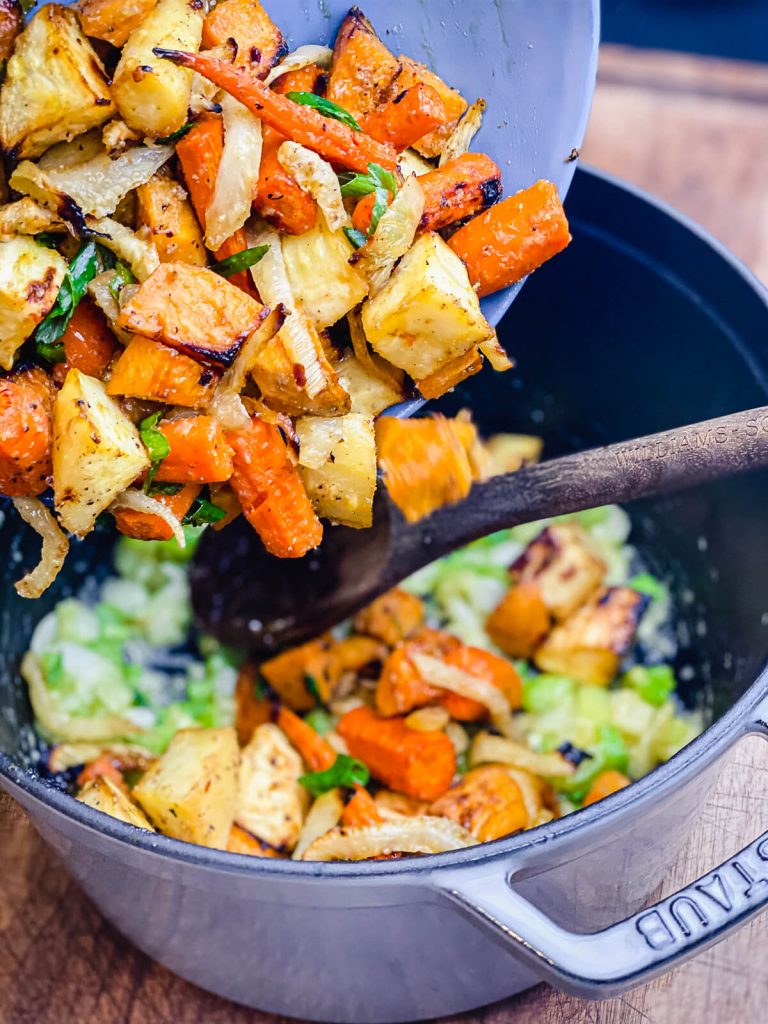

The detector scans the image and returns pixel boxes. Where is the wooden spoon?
[191,405,768,652]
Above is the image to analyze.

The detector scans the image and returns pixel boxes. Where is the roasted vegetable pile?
[0,1,571,596]
[27,428,702,861]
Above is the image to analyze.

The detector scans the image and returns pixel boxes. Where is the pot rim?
[2,166,768,880]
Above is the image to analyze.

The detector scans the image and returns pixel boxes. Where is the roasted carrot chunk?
[160,50,398,174]
[583,770,631,807]
[234,663,272,745]
[261,635,335,711]
[227,416,323,558]
[342,784,383,828]
[153,416,234,484]
[136,175,207,267]
[271,63,328,96]
[360,83,448,150]
[175,115,257,294]
[430,766,529,842]
[337,705,455,802]
[76,755,128,792]
[106,335,220,408]
[415,347,483,401]
[448,180,571,298]
[202,0,286,70]
[118,263,267,368]
[443,645,523,720]
[51,298,119,382]
[113,484,201,542]
[486,581,552,659]
[254,125,318,235]
[277,705,336,772]
[0,366,53,497]
[353,589,425,648]
[227,824,283,856]
[388,55,467,158]
[326,8,399,121]
[418,153,502,232]
[350,189,394,235]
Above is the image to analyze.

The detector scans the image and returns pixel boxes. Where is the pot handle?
[440,703,768,998]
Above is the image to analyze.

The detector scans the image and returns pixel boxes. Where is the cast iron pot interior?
[1,169,768,1018]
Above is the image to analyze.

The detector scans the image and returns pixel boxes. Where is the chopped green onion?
[339,163,398,200]
[343,227,367,250]
[211,245,269,278]
[299,753,370,797]
[147,482,184,497]
[34,240,101,359]
[629,572,667,603]
[139,410,171,492]
[286,92,361,131]
[109,260,137,301]
[156,122,195,145]
[622,664,676,707]
[183,497,227,527]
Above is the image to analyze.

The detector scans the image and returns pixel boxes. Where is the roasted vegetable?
[282,220,368,329]
[353,588,424,648]
[430,766,529,842]
[76,0,158,47]
[53,369,150,536]
[136,176,208,266]
[0,236,67,370]
[277,705,336,772]
[415,346,484,401]
[78,775,155,830]
[297,413,377,529]
[228,416,323,558]
[337,705,456,802]
[448,180,571,297]
[534,587,650,686]
[260,635,335,711]
[360,83,448,150]
[0,367,53,498]
[300,816,475,860]
[510,523,606,621]
[113,482,201,542]
[153,416,234,483]
[133,726,239,847]
[375,415,475,524]
[486,581,552,659]
[387,55,467,158]
[54,299,118,383]
[156,48,398,174]
[227,825,283,857]
[583,769,631,807]
[0,6,115,159]
[362,231,493,379]
[234,663,271,745]
[326,8,399,122]
[106,334,220,408]
[112,0,204,138]
[236,723,308,850]
[341,784,383,828]
[0,0,22,63]
[417,153,502,233]
[117,263,267,368]
[201,0,286,70]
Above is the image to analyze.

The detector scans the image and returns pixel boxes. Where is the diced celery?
[100,578,149,619]
[597,723,629,772]
[39,649,63,688]
[55,642,135,716]
[622,664,676,707]
[610,689,656,739]
[629,572,668,604]
[305,708,335,735]
[55,599,99,644]
[523,674,576,714]
[575,685,612,725]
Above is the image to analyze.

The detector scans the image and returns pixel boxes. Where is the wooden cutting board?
[2,44,768,1024]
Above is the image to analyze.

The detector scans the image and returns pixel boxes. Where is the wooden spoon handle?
[394,406,768,571]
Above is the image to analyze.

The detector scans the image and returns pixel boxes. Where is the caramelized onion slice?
[265,45,332,86]
[12,498,69,599]
[109,489,185,548]
[278,142,349,232]
[301,816,476,861]
[210,304,286,430]
[410,652,518,738]
[206,93,263,251]
[470,731,575,778]
[352,175,425,295]
[439,98,487,167]
[292,787,345,860]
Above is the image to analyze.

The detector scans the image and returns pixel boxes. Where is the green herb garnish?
[304,672,323,705]
[339,163,398,237]
[156,121,195,145]
[148,482,185,497]
[343,227,367,250]
[34,241,101,360]
[183,497,227,527]
[211,245,269,278]
[108,261,137,301]
[35,232,59,249]
[286,92,361,131]
[299,754,370,797]
[139,410,171,492]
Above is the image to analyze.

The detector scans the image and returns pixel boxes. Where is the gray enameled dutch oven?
[3,167,768,1022]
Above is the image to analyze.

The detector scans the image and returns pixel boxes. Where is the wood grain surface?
[2,44,768,1024]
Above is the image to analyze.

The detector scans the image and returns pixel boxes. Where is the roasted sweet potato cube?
[353,588,425,647]
[486,581,552,659]
[154,416,234,484]
[234,663,272,746]
[0,366,53,498]
[388,55,467,158]
[326,8,399,121]
[76,0,157,48]
[106,335,220,408]
[510,523,606,621]
[202,0,287,70]
[430,766,529,842]
[117,263,267,368]
[260,635,335,711]
[534,587,650,686]
[136,176,207,266]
